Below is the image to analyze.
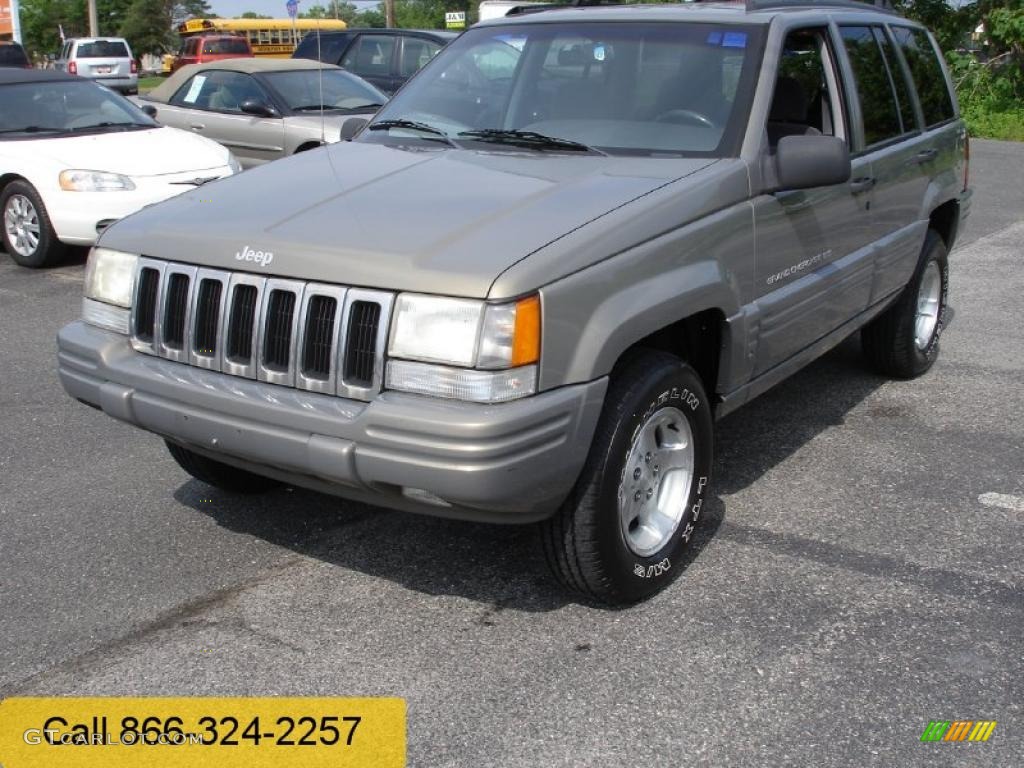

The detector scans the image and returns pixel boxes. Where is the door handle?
[910,148,938,164]
[190,123,205,131]
[849,176,876,194]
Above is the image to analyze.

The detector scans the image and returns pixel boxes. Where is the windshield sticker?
[184,75,206,104]
[722,32,748,49]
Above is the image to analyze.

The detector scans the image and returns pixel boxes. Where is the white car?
[1,68,241,268]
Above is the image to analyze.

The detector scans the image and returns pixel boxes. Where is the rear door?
[751,26,875,375]
[837,24,931,303]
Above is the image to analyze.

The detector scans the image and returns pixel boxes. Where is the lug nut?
[633,468,641,480]
[646,488,653,499]
[634,490,642,502]
[645,452,651,464]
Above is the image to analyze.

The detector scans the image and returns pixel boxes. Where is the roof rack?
[503,0,897,17]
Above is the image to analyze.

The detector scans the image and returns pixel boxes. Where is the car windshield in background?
[263,69,386,112]
[76,41,130,58]
[203,39,250,55]
[0,80,156,137]
[0,45,30,67]
[363,22,765,156]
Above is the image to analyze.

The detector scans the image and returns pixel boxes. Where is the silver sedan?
[138,59,385,167]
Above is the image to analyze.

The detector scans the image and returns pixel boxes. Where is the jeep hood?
[101,141,717,297]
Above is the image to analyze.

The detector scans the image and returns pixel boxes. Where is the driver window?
[768,28,845,149]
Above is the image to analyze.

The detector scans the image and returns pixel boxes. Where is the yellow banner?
[0,697,405,767]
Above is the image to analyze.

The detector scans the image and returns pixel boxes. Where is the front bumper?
[57,321,607,522]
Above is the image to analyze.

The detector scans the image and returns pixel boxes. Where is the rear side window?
[0,45,29,66]
[203,38,249,55]
[76,40,130,59]
[341,35,397,77]
[874,28,917,133]
[839,26,902,147]
[890,26,955,127]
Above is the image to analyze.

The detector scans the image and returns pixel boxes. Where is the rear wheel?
[541,350,714,605]
[165,441,282,494]
[1,181,65,268]
[862,230,949,378]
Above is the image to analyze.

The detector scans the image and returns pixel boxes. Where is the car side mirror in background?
[773,135,851,192]
[240,99,278,118]
[339,117,368,142]
[141,104,157,119]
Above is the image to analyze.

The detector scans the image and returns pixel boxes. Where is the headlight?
[59,170,136,192]
[227,154,243,174]
[386,293,540,402]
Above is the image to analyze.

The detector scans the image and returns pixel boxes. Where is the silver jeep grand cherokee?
[58,0,971,604]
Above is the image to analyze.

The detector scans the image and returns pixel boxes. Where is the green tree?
[120,0,173,56]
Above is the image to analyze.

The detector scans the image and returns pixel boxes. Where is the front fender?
[538,202,754,389]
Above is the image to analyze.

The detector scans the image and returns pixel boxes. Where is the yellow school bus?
[171,18,347,64]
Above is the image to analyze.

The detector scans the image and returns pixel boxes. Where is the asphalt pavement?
[1,139,1021,766]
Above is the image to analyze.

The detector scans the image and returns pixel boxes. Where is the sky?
[209,0,382,19]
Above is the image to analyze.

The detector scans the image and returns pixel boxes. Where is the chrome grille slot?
[339,289,394,400]
[157,264,197,363]
[133,267,160,343]
[344,301,380,387]
[263,290,297,371]
[129,259,390,400]
[257,279,303,387]
[163,275,190,348]
[226,285,259,362]
[303,297,338,378]
[296,283,346,394]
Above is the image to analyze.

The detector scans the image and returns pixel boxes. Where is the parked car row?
[0,69,239,267]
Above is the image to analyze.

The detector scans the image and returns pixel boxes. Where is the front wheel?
[165,441,282,494]
[541,351,714,605]
[1,180,65,268]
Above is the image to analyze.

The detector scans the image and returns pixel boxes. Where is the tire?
[541,350,714,605]
[861,230,949,379]
[165,440,282,494]
[1,180,66,268]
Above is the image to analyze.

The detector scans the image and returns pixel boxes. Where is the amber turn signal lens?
[511,295,541,366]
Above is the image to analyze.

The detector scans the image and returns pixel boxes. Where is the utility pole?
[87,0,98,36]
[384,0,395,28]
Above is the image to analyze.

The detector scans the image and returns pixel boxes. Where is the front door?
[752,26,875,376]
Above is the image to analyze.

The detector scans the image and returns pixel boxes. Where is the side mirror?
[773,135,851,191]
[239,99,277,118]
[140,104,157,119]
[339,117,368,141]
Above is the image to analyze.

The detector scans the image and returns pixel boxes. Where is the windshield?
[76,40,130,59]
[203,38,250,55]
[262,69,386,112]
[363,21,765,156]
[0,80,157,138]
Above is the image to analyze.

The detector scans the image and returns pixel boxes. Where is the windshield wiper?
[68,122,153,133]
[367,119,454,145]
[0,126,64,134]
[293,103,384,112]
[457,129,600,154]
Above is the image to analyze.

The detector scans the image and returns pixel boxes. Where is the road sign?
[286,0,299,19]
[445,11,466,30]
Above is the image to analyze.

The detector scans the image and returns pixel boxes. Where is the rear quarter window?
[890,26,956,127]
